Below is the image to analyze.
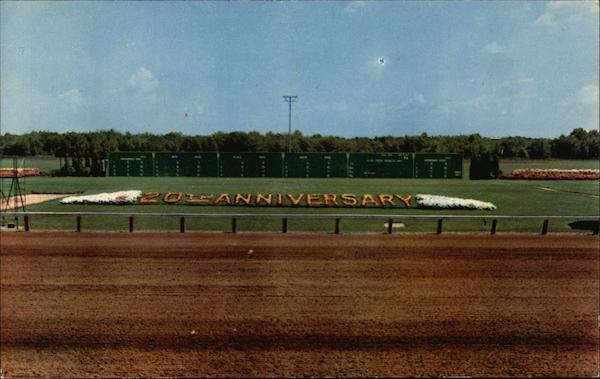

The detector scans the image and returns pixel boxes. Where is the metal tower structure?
[282,95,298,152]
[1,156,26,228]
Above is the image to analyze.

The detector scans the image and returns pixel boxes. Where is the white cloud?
[344,1,366,14]
[577,84,599,105]
[435,90,538,117]
[517,77,535,84]
[413,94,426,105]
[436,95,488,115]
[561,83,600,107]
[328,101,349,112]
[128,67,159,92]
[559,83,600,131]
[299,100,348,115]
[534,12,554,26]
[364,94,427,117]
[534,1,599,26]
[58,88,83,111]
[481,42,504,54]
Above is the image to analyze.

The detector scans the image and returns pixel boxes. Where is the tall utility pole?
[282,95,298,152]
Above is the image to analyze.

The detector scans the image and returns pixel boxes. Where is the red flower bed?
[0,168,47,177]
[501,168,599,180]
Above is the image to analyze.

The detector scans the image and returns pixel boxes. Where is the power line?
[282,95,298,153]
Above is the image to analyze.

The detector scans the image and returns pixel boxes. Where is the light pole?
[282,95,298,152]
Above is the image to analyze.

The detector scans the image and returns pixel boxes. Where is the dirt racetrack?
[0,194,69,210]
[1,232,598,377]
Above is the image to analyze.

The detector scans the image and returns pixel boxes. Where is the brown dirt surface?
[1,232,598,378]
[0,168,46,178]
[1,194,68,211]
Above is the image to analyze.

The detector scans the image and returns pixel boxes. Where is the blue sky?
[1,1,598,137]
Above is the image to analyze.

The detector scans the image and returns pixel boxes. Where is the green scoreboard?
[348,153,413,178]
[284,153,347,178]
[413,153,463,179]
[108,152,462,178]
[108,152,154,177]
[218,153,283,178]
[154,152,218,177]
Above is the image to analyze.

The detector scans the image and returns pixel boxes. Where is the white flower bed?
[60,190,142,205]
[512,168,599,174]
[415,194,496,210]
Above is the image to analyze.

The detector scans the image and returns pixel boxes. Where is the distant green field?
[2,163,597,233]
[3,156,599,174]
[499,159,599,172]
[2,156,598,176]
[0,156,62,173]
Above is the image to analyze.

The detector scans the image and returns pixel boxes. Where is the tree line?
[0,128,597,176]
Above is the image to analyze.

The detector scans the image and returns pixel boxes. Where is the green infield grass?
[1,156,62,173]
[2,165,597,233]
[3,156,597,177]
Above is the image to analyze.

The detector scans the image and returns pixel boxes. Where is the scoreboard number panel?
[154,153,181,177]
[284,153,347,178]
[154,152,218,177]
[348,153,413,178]
[108,152,462,178]
[108,152,154,177]
[414,154,463,179]
[219,153,283,178]
[180,153,218,177]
